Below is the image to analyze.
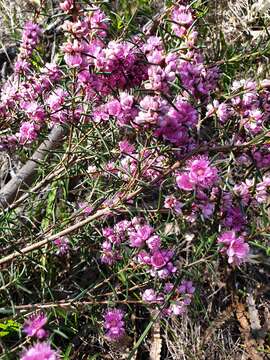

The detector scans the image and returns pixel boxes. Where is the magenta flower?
[46,88,67,111]
[20,21,42,58]
[63,40,85,68]
[142,288,157,303]
[164,195,183,214]
[104,309,125,341]
[107,100,122,116]
[172,5,193,27]
[176,173,194,191]
[178,280,195,295]
[188,157,218,188]
[137,250,151,265]
[218,231,249,266]
[119,140,135,154]
[54,237,70,255]
[20,342,60,360]
[14,59,31,75]
[129,225,154,248]
[120,92,134,110]
[18,122,38,144]
[24,101,46,123]
[23,313,48,339]
[146,235,161,252]
[137,225,154,240]
[177,156,218,191]
[150,251,167,269]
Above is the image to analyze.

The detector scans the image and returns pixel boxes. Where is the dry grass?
[209,0,270,44]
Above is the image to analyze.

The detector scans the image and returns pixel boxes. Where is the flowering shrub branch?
[0,0,269,358]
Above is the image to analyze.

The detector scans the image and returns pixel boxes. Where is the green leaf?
[0,320,21,337]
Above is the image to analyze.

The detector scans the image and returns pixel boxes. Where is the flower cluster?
[23,313,48,339]
[176,156,218,191]
[1,0,269,356]
[142,279,195,316]
[20,342,60,360]
[218,231,250,266]
[103,308,125,341]
[20,21,42,59]
[207,79,270,137]
[54,236,70,255]
[171,5,194,38]
[21,314,61,359]
[101,218,177,280]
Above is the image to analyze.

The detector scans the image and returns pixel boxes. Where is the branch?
[0,140,260,267]
[0,125,66,209]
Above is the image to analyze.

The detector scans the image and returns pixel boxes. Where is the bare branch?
[0,125,66,209]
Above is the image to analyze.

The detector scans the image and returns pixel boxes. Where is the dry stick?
[0,140,261,266]
[0,300,143,314]
[0,126,94,214]
[0,125,66,209]
[0,154,89,214]
[0,207,111,266]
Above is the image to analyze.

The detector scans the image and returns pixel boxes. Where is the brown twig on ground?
[0,299,144,314]
[203,305,234,344]
[235,301,264,360]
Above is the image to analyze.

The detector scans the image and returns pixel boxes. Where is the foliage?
[0,0,269,359]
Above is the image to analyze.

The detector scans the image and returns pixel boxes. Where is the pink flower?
[119,140,135,154]
[142,288,157,303]
[129,225,154,248]
[18,122,38,144]
[129,232,145,248]
[14,59,31,74]
[150,251,167,269]
[63,40,85,68]
[206,100,233,123]
[176,173,194,191]
[120,92,134,110]
[137,225,154,240]
[171,5,193,37]
[172,5,193,26]
[24,101,46,122]
[188,157,218,188]
[164,195,183,214]
[137,250,151,265]
[54,237,69,255]
[60,0,74,12]
[255,177,270,203]
[146,235,161,252]
[170,302,186,315]
[23,313,47,339]
[177,157,218,191]
[20,21,42,58]
[46,88,67,111]
[20,342,60,360]
[104,309,125,341]
[218,231,249,266]
[107,99,122,116]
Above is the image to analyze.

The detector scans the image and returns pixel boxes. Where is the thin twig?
[0,140,262,266]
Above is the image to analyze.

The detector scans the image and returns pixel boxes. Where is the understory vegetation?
[0,1,269,359]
